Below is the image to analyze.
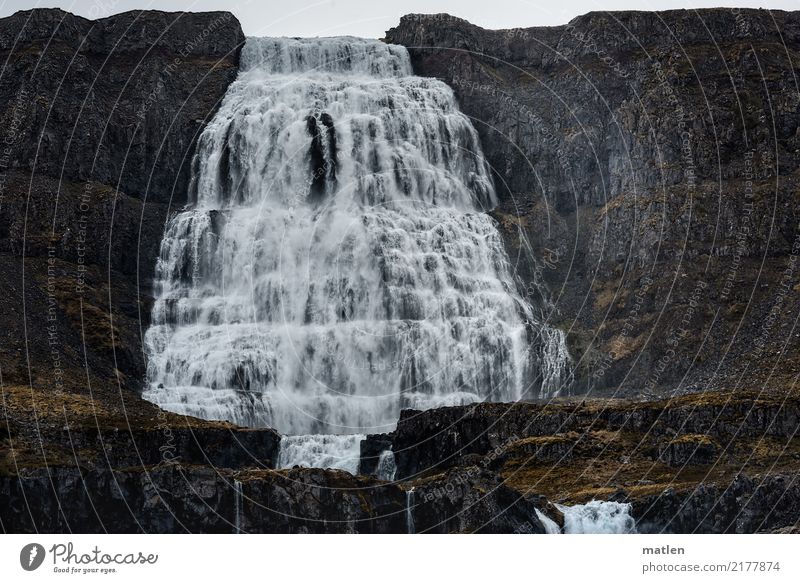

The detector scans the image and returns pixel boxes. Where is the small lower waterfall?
[555,501,637,534]
[278,434,364,474]
[142,36,571,470]
[535,508,562,534]
[406,488,415,534]
[233,479,243,534]
[375,450,397,481]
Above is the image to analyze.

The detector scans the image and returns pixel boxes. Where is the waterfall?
[555,501,637,534]
[233,479,243,534]
[142,36,570,466]
[534,508,562,534]
[406,488,415,534]
[375,449,397,481]
[278,434,364,473]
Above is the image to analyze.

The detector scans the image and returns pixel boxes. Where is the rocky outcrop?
[0,9,295,535]
[408,466,547,533]
[0,466,406,533]
[386,10,800,395]
[392,392,800,480]
[387,392,800,533]
[359,433,394,477]
[634,473,800,533]
[658,435,718,467]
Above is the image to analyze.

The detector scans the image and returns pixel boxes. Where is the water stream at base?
[277,434,364,474]
[552,501,637,534]
[406,488,415,534]
[233,479,243,534]
[375,450,397,481]
[535,508,562,534]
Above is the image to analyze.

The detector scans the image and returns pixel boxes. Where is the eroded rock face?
[386,10,800,395]
[392,403,581,480]
[2,8,799,535]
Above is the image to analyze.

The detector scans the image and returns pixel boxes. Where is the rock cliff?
[386,10,800,395]
[2,8,799,534]
[0,8,243,390]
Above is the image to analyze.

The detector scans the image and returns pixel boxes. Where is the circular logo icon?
[20,543,46,571]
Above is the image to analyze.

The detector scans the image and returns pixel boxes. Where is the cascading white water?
[143,36,570,469]
[535,508,562,534]
[555,501,637,534]
[375,450,397,481]
[233,479,243,534]
[406,488,415,534]
[277,434,364,473]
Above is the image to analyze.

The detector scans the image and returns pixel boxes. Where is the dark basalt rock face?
[408,467,547,533]
[386,10,800,395]
[0,466,406,533]
[359,433,394,477]
[392,393,800,480]
[658,435,718,467]
[62,425,281,470]
[239,468,406,534]
[0,8,243,205]
[392,403,577,480]
[0,8,244,389]
[634,473,800,533]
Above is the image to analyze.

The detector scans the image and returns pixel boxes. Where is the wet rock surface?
[359,433,394,477]
[658,435,718,467]
[392,392,800,480]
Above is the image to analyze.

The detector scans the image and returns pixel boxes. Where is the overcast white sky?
[0,0,797,37]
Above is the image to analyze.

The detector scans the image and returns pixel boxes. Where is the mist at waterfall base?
[143,36,570,472]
